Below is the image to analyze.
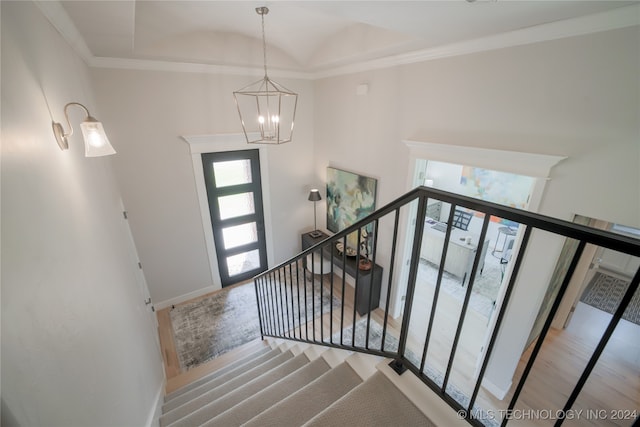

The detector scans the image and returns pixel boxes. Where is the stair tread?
[165,344,270,402]
[162,346,280,413]
[171,352,311,427]
[202,356,331,427]
[243,361,362,427]
[303,371,435,427]
[160,349,294,427]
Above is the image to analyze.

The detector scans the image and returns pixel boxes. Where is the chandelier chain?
[261,11,268,78]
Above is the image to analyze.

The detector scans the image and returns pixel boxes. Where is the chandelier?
[234,7,298,144]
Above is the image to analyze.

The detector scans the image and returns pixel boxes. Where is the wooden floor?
[498,303,640,426]
[407,273,639,426]
[156,271,638,426]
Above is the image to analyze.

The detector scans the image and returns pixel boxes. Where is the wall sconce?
[52,102,116,157]
[308,189,323,238]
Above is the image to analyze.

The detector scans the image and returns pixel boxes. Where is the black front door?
[202,149,268,287]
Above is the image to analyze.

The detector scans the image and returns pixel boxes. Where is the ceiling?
[52,1,639,77]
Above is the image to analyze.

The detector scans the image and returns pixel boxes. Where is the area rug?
[332,316,399,352]
[171,277,340,371]
[170,282,260,371]
[580,272,640,325]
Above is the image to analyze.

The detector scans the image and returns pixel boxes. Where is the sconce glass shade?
[52,102,116,157]
[308,189,322,201]
[80,117,116,157]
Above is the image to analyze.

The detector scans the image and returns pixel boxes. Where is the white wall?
[1,2,164,426]
[90,68,315,304]
[314,27,639,396]
[396,27,639,227]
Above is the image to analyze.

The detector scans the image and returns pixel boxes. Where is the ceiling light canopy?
[234,7,298,145]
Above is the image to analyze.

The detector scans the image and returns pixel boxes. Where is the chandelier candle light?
[234,6,298,144]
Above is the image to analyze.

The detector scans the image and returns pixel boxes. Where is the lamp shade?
[308,189,322,201]
[80,117,116,157]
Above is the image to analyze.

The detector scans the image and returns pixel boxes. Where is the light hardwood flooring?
[496,303,640,427]
[156,272,638,426]
[407,266,639,426]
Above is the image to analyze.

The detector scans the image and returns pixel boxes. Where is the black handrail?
[254,186,640,426]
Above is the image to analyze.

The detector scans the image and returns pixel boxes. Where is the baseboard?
[481,377,511,401]
[146,380,165,427]
[155,284,221,310]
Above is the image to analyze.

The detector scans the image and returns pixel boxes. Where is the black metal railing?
[253,186,640,427]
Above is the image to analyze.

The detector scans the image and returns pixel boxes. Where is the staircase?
[160,186,639,427]
[160,338,466,427]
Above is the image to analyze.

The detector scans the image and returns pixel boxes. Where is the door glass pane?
[226,249,261,277]
[218,192,255,220]
[222,222,258,250]
[213,160,252,188]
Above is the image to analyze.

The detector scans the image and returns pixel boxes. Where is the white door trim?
[402,140,567,179]
[392,140,566,319]
[394,139,567,398]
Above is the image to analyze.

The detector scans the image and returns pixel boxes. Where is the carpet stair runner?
[160,339,465,427]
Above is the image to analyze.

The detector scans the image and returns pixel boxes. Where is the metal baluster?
[420,200,455,374]
[389,193,428,374]
[296,259,302,341]
[329,243,335,344]
[467,225,531,418]
[441,212,490,393]
[365,220,380,350]
[352,227,363,348]
[320,245,324,343]
[311,251,316,342]
[303,254,309,341]
[381,208,400,353]
[340,235,347,346]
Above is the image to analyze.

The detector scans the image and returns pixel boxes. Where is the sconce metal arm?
[52,102,91,151]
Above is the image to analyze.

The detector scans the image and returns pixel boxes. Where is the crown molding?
[35,0,94,63]
[312,3,640,79]
[89,56,312,80]
[38,1,639,80]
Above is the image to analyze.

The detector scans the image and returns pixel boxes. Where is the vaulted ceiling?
[44,1,638,78]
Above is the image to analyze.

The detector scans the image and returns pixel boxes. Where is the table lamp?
[308,189,323,238]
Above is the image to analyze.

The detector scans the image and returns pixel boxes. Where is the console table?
[301,231,382,316]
